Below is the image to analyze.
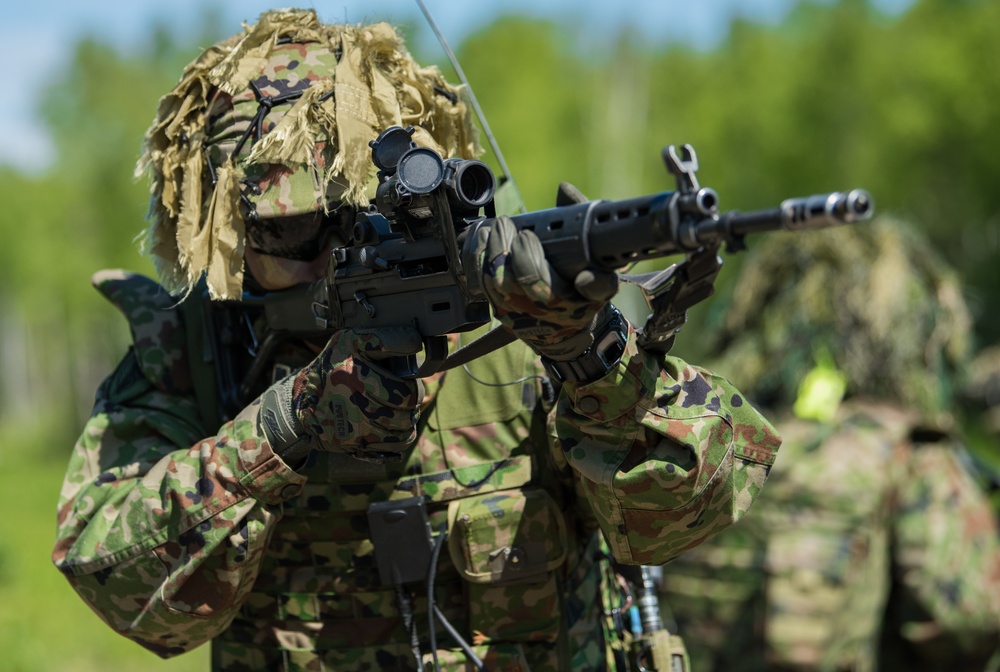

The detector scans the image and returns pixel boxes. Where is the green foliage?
[40,36,188,277]
[456,17,591,211]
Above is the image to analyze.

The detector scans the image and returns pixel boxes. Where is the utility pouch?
[447,489,568,585]
[447,489,569,643]
[368,496,434,585]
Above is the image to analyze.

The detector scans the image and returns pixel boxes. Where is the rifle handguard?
[542,305,628,384]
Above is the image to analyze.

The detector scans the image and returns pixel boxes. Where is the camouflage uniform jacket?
[660,399,1000,672]
[52,271,780,671]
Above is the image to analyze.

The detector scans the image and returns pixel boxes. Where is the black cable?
[432,605,486,671]
[392,568,422,671]
[424,373,502,490]
[230,82,305,161]
[427,526,446,671]
[426,526,487,672]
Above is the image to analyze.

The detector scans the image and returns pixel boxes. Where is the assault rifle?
[241,125,873,385]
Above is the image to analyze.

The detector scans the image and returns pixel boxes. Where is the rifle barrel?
[515,188,874,277]
[686,188,872,250]
[730,189,872,235]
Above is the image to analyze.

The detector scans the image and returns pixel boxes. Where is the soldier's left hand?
[475,215,619,361]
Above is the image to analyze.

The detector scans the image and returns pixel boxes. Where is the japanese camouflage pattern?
[203,41,345,219]
[53,271,781,670]
[290,329,422,458]
[960,344,1000,516]
[136,9,479,300]
[551,334,780,565]
[659,401,1000,672]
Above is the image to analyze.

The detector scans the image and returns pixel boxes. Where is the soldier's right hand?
[259,328,422,464]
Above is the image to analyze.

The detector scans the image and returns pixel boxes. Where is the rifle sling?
[438,326,517,372]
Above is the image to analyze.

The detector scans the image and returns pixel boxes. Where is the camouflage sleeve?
[550,326,781,565]
[887,437,1000,666]
[51,350,306,657]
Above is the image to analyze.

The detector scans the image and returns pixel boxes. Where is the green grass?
[0,422,209,672]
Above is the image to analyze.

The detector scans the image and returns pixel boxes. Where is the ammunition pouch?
[447,488,569,643]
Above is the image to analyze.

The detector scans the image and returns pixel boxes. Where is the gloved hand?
[475,183,619,361]
[258,328,422,464]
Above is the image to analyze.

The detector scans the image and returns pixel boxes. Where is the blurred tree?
[867,0,1000,344]
[456,16,591,211]
[640,0,1000,358]
[0,16,221,448]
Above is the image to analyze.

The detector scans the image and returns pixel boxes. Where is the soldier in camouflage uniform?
[50,10,780,671]
[960,345,1000,516]
[658,217,1000,672]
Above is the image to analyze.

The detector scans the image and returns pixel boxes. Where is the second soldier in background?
[659,218,1000,671]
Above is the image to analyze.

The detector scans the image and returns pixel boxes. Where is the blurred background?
[2,0,999,669]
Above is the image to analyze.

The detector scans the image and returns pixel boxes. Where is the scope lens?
[454,161,495,207]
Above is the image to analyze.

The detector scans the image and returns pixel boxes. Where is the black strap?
[433,325,517,373]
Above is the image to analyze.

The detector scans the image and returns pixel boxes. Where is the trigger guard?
[376,335,450,380]
[413,335,449,379]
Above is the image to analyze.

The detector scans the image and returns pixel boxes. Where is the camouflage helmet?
[707,216,971,424]
[136,9,480,300]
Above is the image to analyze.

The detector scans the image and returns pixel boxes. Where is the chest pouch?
[447,488,568,584]
[446,488,570,644]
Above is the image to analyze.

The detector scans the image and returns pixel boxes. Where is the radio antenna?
[414,0,525,213]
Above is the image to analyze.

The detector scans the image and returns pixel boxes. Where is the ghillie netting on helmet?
[708,217,971,422]
[135,9,480,300]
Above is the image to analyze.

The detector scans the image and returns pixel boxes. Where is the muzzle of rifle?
[779,189,874,230]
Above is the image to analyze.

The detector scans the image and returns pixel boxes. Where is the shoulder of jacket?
[92,269,194,395]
